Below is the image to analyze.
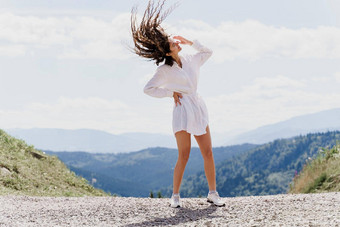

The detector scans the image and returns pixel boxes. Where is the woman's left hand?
[173,92,183,106]
[173,36,193,45]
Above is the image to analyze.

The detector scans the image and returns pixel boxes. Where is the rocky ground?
[0,192,339,226]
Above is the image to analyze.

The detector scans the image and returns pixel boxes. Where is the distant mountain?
[172,131,340,198]
[226,108,340,145]
[5,108,340,153]
[5,128,177,153]
[45,144,257,197]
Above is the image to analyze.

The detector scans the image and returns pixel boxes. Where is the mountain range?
[45,144,256,197]
[225,108,340,145]
[5,108,340,153]
[45,131,340,197]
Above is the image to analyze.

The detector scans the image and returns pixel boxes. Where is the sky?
[1,0,340,137]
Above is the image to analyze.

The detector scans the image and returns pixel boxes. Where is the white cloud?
[0,12,73,45]
[0,12,132,59]
[205,75,340,133]
[0,96,173,134]
[250,75,304,90]
[0,97,133,133]
[1,12,340,61]
[138,73,154,86]
[334,72,340,83]
[169,20,340,61]
[0,44,26,57]
[57,13,132,59]
[327,0,340,26]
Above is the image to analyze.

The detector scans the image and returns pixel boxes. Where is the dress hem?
[173,123,209,136]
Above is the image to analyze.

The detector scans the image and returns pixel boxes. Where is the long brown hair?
[131,0,177,66]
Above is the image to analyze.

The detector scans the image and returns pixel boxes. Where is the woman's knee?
[178,149,190,163]
[202,147,213,160]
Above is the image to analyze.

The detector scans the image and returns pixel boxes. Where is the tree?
[157,191,162,198]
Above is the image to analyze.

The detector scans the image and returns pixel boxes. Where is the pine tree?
[157,191,162,198]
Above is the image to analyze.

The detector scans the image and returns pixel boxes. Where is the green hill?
[289,143,340,193]
[166,131,340,197]
[0,129,107,196]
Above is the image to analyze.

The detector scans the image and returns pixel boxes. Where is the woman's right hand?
[173,36,193,46]
[173,92,183,106]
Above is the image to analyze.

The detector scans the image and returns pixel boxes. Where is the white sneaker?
[207,192,225,207]
[170,194,182,208]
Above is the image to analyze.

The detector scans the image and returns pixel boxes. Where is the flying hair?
[131,0,178,66]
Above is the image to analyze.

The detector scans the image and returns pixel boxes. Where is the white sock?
[172,193,179,197]
[208,190,217,194]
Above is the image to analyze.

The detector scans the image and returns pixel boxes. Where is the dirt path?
[0,192,339,226]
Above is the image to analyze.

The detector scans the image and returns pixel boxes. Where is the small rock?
[0,167,11,176]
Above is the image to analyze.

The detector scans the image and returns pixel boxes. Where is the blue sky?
[1,0,340,137]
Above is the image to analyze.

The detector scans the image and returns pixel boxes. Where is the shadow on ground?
[123,204,221,227]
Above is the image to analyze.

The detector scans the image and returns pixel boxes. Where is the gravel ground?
[0,192,339,226]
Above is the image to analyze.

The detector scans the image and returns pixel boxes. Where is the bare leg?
[173,130,191,194]
[194,126,216,191]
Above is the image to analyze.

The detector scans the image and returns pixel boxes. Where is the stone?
[0,167,11,176]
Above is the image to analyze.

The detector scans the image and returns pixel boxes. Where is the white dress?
[143,40,213,136]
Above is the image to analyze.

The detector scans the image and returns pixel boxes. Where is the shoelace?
[172,195,180,201]
[209,192,221,202]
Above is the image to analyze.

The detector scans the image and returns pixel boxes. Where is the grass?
[0,129,108,196]
[289,142,340,194]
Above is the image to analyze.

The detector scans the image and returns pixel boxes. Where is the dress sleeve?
[143,67,174,98]
[191,39,213,67]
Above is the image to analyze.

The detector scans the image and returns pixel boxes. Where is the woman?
[131,0,224,208]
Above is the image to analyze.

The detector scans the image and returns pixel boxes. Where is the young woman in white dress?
[131,0,224,208]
